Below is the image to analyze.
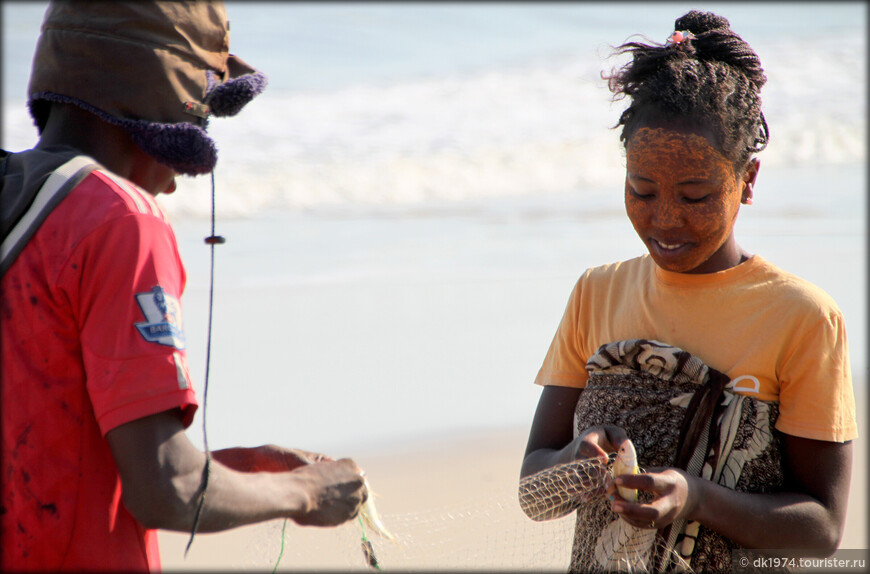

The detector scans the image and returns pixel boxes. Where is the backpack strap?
[0,155,99,276]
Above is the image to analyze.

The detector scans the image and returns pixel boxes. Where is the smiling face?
[624,126,756,274]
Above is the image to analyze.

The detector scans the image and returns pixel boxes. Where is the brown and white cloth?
[520,339,784,573]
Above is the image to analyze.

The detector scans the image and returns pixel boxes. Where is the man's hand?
[107,409,368,532]
[288,458,368,527]
[212,445,333,473]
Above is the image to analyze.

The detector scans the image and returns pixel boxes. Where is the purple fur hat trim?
[30,92,217,176]
[207,70,268,118]
[128,121,217,176]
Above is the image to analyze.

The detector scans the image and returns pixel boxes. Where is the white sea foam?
[167,27,864,219]
[2,3,865,220]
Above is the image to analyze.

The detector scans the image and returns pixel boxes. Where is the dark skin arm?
[40,103,368,533]
[37,104,368,533]
[106,409,367,532]
[522,385,852,556]
[613,435,852,556]
[521,386,628,479]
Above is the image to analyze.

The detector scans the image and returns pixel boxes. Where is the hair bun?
[674,10,730,35]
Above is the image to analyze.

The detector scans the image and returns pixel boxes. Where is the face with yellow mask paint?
[624,126,759,274]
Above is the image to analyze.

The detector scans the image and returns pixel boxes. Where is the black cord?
[185,171,225,556]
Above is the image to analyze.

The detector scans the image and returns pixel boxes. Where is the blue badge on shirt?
[134,286,185,349]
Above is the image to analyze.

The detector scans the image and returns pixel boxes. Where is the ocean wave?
[2,26,864,219]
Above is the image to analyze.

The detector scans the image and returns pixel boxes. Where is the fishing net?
[518,456,681,573]
[247,482,578,571]
[173,339,784,572]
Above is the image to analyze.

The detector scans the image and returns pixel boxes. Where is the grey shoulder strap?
[0,155,99,276]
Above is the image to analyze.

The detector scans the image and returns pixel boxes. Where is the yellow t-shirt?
[535,254,857,443]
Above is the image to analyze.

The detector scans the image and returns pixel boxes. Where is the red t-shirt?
[1,168,198,571]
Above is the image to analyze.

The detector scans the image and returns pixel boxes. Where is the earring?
[742,183,754,205]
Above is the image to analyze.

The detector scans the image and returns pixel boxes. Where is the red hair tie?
[667,30,696,45]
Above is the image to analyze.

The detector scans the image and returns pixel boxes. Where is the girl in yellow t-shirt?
[519,9,856,572]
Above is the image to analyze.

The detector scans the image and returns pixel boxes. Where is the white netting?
[171,340,781,572]
[518,458,610,522]
[260,482,576,571]
[235,456,691,572]
[519,457,692,573]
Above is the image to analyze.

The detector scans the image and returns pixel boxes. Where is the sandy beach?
[159,426,572,571]
[159,380,867,571]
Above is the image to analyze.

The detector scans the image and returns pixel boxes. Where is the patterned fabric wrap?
[570,339,784,573]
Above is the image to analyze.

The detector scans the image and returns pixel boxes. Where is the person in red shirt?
[1,2,367,571]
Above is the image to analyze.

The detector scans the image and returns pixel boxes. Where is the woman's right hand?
[564,424,630,464]
[289,458,368,527]
[560,424,630,498]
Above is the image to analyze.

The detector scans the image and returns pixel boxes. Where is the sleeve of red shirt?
[65,209,198,436]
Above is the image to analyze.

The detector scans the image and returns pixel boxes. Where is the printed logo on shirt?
[134,286,185,349]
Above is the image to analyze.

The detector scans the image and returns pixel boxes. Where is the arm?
[520,385,633,521]
[612,434,852,556]
[521,385,628,478]
[106,409,367,533]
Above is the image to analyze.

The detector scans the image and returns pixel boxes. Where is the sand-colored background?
[160,383,867,571]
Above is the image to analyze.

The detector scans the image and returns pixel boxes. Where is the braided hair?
[605,10,769,172]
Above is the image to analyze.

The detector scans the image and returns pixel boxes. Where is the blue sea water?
[5,3,864,95]
[3,2,866,215]
[2,2,865,451]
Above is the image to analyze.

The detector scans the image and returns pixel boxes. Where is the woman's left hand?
[606,467,696,529]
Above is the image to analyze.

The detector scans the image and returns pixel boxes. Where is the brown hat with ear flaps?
[27,0,267,176]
